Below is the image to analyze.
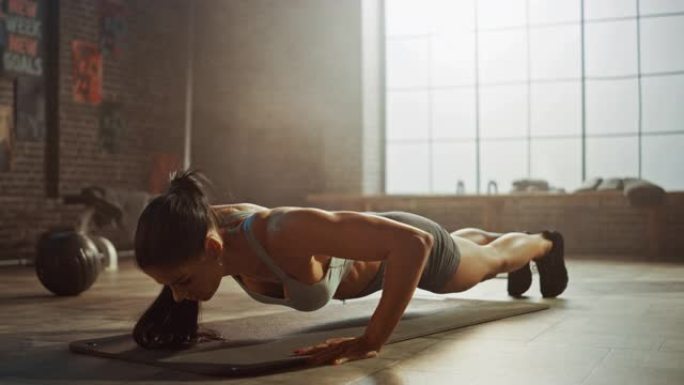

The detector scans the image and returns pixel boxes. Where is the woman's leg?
[437,232,551,293]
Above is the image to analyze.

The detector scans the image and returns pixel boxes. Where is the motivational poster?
[2,0,45,77]
[72,40,102,105]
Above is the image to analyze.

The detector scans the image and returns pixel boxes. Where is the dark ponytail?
[132,169,222,349]
[134,169,218,269]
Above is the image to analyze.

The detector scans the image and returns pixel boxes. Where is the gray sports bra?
[224,211,354,312]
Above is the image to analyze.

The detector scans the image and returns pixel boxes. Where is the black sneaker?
[534,231,568,298]
[507,263,532,297]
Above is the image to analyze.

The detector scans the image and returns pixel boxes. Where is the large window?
[385,0,684,194]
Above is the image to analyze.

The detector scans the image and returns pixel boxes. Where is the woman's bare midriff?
[333,259,383,299]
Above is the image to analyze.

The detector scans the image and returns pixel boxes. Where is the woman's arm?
[262,207,434,363]
[361,240,431,348]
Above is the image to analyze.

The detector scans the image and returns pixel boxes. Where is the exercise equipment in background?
[574,177,666,207]
[35,187,124,296]
[35,231,103,296]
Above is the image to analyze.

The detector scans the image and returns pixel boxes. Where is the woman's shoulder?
[250,207,388,246]
[260,206,359,235]
[212,203,269,215]
[213,204,337,223]
[247,207,336,254]
[212,203,269,230]
[229,206,309,243]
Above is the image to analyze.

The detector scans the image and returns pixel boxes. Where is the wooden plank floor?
[1,257,683,385]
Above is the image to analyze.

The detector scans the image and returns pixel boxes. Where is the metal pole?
[636,0,643,178]
[580,0,587,181]
[45,0,60,197]
[474,1,481,194]
[183,1,196,170]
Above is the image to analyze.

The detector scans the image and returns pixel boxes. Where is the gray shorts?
[351,211,461,297]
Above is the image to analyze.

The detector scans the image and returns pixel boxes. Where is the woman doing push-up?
[133,170,568,366]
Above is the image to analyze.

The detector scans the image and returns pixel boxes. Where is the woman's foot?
[507,263,532,297]
[534,231,568,298]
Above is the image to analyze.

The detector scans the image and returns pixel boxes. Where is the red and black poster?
[1,0,45,77]
[72,40,102,105]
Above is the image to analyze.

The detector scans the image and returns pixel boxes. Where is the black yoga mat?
[70,297,548,377]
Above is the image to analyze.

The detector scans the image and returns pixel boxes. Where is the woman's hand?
[292,336,380,366]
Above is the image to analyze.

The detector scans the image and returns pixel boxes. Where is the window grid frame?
[384,0,682,194]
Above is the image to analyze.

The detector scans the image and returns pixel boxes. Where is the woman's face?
[144,235,225,302]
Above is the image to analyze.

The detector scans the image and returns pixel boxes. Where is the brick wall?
[0,0,188,262]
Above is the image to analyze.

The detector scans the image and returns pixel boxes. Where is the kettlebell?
[35,230,104,296]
